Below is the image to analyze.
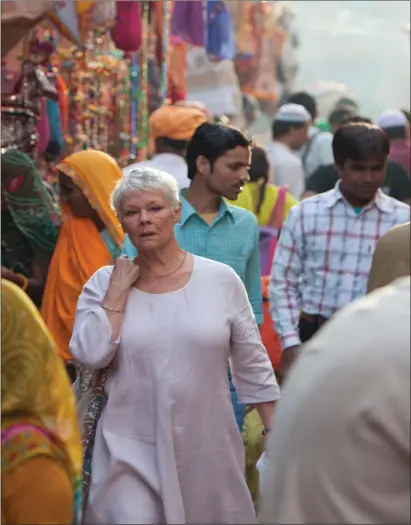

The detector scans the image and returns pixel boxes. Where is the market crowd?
[2,93,410,525]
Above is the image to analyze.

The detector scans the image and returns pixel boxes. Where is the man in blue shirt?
[123,122,263,428]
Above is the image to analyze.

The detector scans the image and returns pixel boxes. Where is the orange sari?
[41,150,125,361]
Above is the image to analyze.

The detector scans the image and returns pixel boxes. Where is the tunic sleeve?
[229,270,281,405]
[69,266,121,369]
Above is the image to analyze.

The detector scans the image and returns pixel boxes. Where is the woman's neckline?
[132,255,196,296]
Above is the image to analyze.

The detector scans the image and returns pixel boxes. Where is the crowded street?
[1,1,410,524]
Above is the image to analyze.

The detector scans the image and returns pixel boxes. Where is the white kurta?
[70,256,280,524]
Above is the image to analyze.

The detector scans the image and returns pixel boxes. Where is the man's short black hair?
[382,126,408,141]
[287,91,317,120]
[155,137,188,153]
[332,123,390,168]
[341,114,373,125]
[328,107,356,128]
[186,122,251,180]
[272,120,306,141]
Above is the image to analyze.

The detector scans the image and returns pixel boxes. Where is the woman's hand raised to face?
[109,255,141,293]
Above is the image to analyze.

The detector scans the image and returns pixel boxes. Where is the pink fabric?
[36,97,49,157]
[110,1,141,53]
[1,423,50,443]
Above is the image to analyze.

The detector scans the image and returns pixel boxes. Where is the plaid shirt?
[270,183,410,350]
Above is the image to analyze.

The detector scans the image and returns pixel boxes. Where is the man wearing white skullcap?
[377,110,410,177]
[266,103,311,199]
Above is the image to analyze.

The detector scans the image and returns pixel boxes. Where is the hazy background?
[289,0,411,118]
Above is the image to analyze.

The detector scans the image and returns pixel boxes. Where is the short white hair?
[111,167,180,216]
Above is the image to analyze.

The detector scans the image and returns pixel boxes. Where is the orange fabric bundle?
[41,150,124,361]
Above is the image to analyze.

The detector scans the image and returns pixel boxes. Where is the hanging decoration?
[49,0,82,47]
[130,1,150,161]
[159,0,172,104]
[76,1,95,45]
[206,1,236,61]
[111,1,142,54]
[171,1,205,48]
[129,54,138,159]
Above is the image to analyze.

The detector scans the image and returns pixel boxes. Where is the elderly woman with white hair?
[70,167,280,525]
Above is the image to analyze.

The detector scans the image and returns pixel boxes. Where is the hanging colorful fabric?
[55,74,68,137]
[36,98,50,158]
[46,99,63,148]
[111,1,142,53]
[171,1,205,47]
[206,1,236,61]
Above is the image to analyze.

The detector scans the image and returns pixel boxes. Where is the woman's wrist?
[103,285,129,311]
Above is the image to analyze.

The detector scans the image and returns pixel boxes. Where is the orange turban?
[150,105,209,141]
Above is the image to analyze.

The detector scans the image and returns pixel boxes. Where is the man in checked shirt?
[270,122,410,378]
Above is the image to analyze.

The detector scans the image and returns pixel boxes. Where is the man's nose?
[239,167,250,182]
[363,169,374,182]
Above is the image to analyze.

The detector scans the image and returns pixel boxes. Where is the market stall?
[1,0,298,163]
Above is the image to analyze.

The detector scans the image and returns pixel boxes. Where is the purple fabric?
[206,1,236,60]
[259,227,281,276]
[171,1,205,47]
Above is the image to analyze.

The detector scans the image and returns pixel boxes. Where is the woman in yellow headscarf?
[1,279,82,525]
[41,150,125,366]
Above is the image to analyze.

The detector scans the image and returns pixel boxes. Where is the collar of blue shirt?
[179,190,236,227]
[324,181,395,214]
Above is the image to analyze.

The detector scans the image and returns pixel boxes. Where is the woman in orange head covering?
[41,150,125,367]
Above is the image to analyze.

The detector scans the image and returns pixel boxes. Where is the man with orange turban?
[124,104,209,188]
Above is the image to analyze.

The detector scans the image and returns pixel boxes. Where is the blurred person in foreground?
[1,150,60,307]
[41,150,125,372]
[367,221,411,293]
[377,109,410,177]
[260,277,410,525]
[123,104,208,189]
[1,279,82,525]
[305,115,411,204]
[267,103,311,199]
[270,123,410,378]
[70,167,280,524]
[226,146,298,225]
[287,91,334,178]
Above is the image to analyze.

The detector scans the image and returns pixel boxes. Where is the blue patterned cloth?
[122,192,263,430]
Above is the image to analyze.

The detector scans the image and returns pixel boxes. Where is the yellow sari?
[41,150,125,361]
[1,279,82,524]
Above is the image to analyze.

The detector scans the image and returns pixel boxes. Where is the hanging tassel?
[130,53,139,160]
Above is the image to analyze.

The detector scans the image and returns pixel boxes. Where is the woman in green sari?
[1,150,60,307]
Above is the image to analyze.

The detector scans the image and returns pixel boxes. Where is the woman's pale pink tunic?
[70,256,280,524]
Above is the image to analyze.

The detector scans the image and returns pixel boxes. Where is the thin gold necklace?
[145,251,187,279]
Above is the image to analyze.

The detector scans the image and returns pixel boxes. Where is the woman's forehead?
[122,189,168,207]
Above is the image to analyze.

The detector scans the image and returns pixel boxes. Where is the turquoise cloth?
[353,207,363,215]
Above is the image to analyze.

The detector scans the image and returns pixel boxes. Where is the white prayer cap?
[376,110,407,129]
[274,103,312,123]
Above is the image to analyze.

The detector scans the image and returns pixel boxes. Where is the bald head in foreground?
[367,221,410,293]
[260,277,410,525]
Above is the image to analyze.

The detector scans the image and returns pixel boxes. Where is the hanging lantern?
[111,1,142,53]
